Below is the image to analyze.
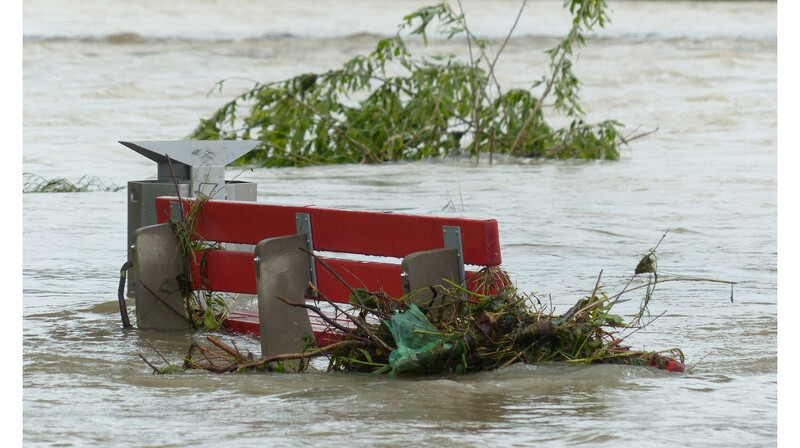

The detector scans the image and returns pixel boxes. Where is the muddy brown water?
[23,1,777,446]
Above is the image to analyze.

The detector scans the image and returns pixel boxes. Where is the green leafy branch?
[189,1,646,166]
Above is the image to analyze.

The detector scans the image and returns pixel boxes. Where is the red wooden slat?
[223,311,260,336]
[155,197,502,266]
[156,197,302,245]
[189,249,498,300]
[314,258,404,301]
[190,250,257,294]
[188,250,404,302]
[307,206,501,266]
[222,310,347,346]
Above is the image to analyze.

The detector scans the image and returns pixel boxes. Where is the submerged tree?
[190,0,633,166]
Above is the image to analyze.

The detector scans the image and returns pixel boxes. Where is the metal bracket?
[442,225,466,287]
[195,181,220,199]
[295,213,318,292]
[169,200,184,224]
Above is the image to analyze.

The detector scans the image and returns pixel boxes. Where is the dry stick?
[165,155,183,204]
[457,0,525,103]
[274,295,355,335]
[607,229,671,310]
[623,126,659,144]
[139,339,176,373]
[302,249,358,296]
[188,343,242,373]
[308,283,395,354]
[193,343,217,366]
[143,339,171,365]
[486,0,527,95]
[608,273,639,310]
[189,344,214,366]
[185,349,234,373]
[572,271,616,320]
[193,343,238,365]
[298,247,389,318]
[509,46,568,154]
[651,228,670,253]
[207,335,246,359]
[510,6,589,155]
[608,277,737,304]
[139,354,162,374]
[138,282,189,324]
[455,0,527,163]
[239,340,373,371]
[590,269,604,297]
[499,351,522,370]
[610,311,667,348]
[688,352,712,372]
[455,0,481,163]
[230,340,250,360]
[561,269,604,321]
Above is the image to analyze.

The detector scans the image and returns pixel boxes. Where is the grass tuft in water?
[23,173,123,193]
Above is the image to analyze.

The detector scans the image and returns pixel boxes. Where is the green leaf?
[202,306,221,331]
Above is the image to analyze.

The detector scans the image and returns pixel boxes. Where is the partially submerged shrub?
[190,1,638,166]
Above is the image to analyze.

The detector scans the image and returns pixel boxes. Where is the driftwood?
[179,335,372,373]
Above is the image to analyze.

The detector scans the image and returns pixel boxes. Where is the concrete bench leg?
[255,234,315,367]
[401,248,460,319]
[132,223,189,330]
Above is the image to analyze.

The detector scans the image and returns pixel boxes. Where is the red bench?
[139,196,504,358]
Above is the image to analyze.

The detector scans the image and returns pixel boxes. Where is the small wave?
[24,32,146,44]
[99,32,147,44]
[666,227,702,235]
[24,32,234,45]
[23,29,775,51]
[577,227,627,238]
[22,31,378,45]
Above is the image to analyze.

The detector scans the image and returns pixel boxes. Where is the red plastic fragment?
[664,359,686,373]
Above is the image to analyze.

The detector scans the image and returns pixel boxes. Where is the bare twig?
[274,295,355,334]
[612,310,666,347]
[297,247,391,318]
[139,354,161,374]
[237,340,373,371]
[138,281,190,325]
[308,283,395,354]
[207,335,246,359]
[165,154,184,205]
[608,277,737,304]
[562,269,603,321]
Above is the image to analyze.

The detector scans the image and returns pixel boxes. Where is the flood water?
[22,1,778,447]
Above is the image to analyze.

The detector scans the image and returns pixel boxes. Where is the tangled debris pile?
[317,272,688,376]
[150,253,702,376]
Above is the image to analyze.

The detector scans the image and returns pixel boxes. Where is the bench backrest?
[154,196,502,302]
